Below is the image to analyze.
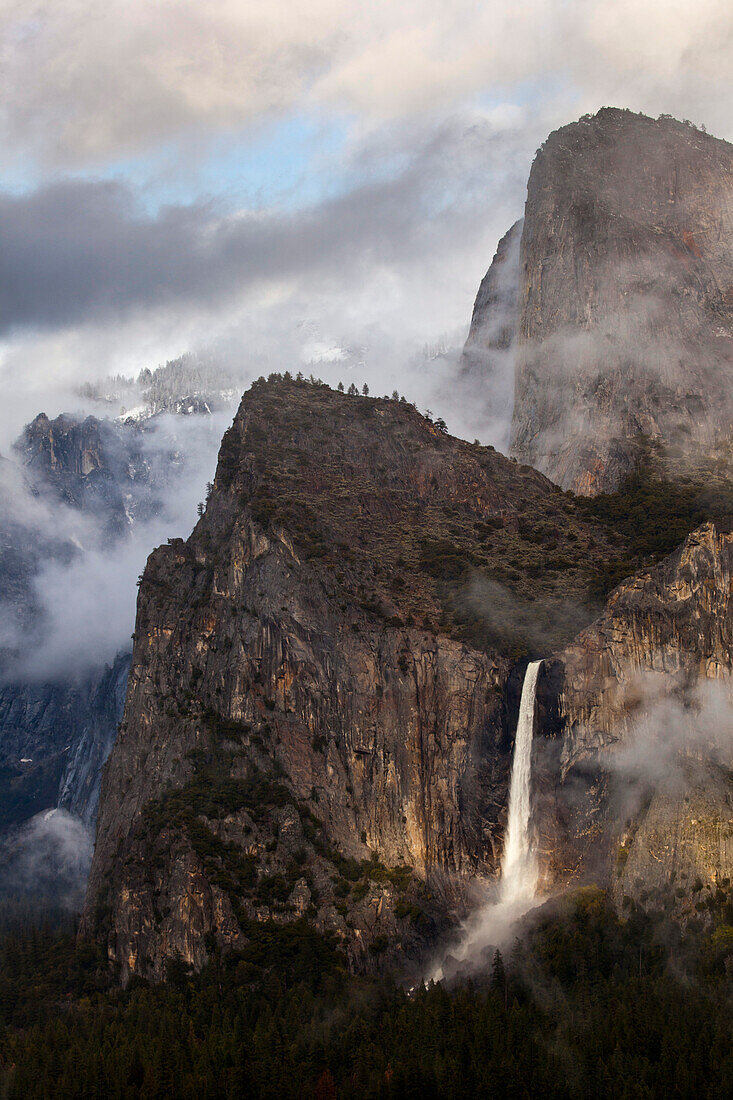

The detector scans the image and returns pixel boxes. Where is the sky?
[1,0,732,449]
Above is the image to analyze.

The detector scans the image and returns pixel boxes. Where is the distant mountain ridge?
[0,396,226,903]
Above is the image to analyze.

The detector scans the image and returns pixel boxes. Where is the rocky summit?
[82,371,732,981]
[81,378,613,980]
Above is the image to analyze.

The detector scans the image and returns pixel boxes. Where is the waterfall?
[426,659,543,983]
[500,659,542,904]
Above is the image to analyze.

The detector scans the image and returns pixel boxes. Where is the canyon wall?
[82,377,627,980]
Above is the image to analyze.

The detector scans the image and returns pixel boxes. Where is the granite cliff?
[464,108,733,494]
[534,520,733,913]
[82,374,732,980]
[78,109,733,980]
[81,377,638,980]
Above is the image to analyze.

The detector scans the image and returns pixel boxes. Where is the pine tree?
[490,948,507,1007]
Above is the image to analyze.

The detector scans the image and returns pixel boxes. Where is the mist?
[1,407,234,681]
[0,808,93,912]
[605,673,733,807]
[427,671,733,983]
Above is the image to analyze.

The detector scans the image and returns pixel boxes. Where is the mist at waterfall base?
[429,661,545,983]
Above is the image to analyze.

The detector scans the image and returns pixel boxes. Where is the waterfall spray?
[427,659,543,982]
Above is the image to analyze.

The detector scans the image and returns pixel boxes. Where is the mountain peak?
[461,108,733,495]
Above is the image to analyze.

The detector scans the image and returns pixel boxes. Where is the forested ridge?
[1,888,732,1099]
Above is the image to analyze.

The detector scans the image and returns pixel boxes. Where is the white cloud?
[0,106,532,453]
[2,410,232,680]
[2,0,731,168]
[0,808,93,908]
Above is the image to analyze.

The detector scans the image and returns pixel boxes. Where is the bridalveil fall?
[429,659,543,980]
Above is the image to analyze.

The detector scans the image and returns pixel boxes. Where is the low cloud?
[0,808,93,911]
[454,573,593,656]
[0,108,533,462]
[1,408,232,681]
[447,220,522,451]
[607,674,733,792]
[510,254,733,484]
[0,111,529,341]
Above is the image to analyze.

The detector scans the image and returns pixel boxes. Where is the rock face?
[466,108,733,493]
[0,415,146,849]
[536,521,733,906]
[0,656,129,835]
[19,414,137,542]
[16,410,186,538]
[77,111,733,974]
[82,378,627,981]
[456,220,522,449]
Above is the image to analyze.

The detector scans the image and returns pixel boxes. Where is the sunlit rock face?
[535,521,733,908]
[468,108,733,494]
[81,377,633,982]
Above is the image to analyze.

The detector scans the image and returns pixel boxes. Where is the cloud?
[2,1,731,168]
[0,106,534,462]
[0,808,93,911]
[0,110,530,340]
[607,674,733,790]
[1,409,232,680]
[510,243,733,488]
[2,3,730,462]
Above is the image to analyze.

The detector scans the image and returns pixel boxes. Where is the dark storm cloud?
[0,115,531,336]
